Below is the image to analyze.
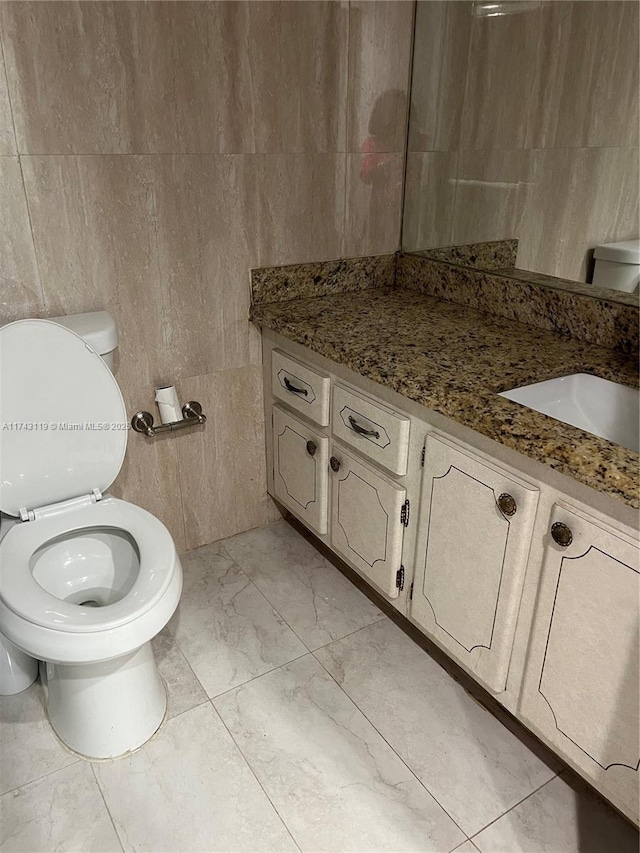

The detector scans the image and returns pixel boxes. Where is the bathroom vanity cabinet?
[262,330,639,825]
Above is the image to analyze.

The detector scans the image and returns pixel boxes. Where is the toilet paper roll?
[155,385,182,424]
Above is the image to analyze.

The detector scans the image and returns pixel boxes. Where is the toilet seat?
[0,320,128,518]
[0,496,177,633]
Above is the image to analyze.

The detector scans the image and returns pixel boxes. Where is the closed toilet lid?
[0,320,128,516]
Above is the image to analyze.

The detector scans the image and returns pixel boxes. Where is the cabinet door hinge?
[396,565,405,591]
[400,499,410,527]
[409,582,414,600]
[420,445,425,467]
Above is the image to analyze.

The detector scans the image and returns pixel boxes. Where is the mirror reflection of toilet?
[0,314,183,759]
[592,239,640,294]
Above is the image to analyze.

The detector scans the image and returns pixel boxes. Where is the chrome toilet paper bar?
[131,401,206,437]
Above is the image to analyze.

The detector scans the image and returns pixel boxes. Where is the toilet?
[0,316,182,759]
[592,239,640,293]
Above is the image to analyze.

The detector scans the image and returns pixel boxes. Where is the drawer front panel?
[272,350,330,426]
[272,405,329,535]
[331,384,410,475]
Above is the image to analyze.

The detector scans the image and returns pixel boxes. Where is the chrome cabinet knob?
[497,493,517,516]
[306,440,317,457]
[551,522,573,547]
[330,456,341,472]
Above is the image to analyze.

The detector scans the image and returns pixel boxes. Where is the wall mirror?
[401,0,639,306]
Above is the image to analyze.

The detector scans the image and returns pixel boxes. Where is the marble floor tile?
[92,702,296,853]
[315,619,558,837]
[221,521,385,651]
[151,631,208,719]
[473,774,638,853]
[0,762,122,852]
[214,655,466,853]
[453,843,480,853]
[0,681,78,795]
[167,542,307,697]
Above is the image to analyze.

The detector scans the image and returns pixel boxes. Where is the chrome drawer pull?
[348,415,380,439]
[284,376,308,396]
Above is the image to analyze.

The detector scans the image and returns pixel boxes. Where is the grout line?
[0,757,82,799]
[89,763,126,853]
[449,149,459,245]
[397,0,418,253]
[0,29,49,316]
[217,535,390,659]
[344,0,352,155]
[162,636,212,708]
[15,155,48,315]
[206,650,312,703]
[309,612,388,653]
[216,542,314,653]
[521,0,545,152]
[7,143,638,159]
[341,1,350,257]
[176,536,389,702]
[165,697,210,722]
[311,647,470,844]
[0,28,19,155]
[11,150,373,158]
[468,772,559,842]
[209,700,303,853]
[453,842,479,853]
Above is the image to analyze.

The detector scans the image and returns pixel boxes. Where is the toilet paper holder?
[131,401,206,437]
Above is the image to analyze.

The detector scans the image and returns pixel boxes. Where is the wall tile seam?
[406,145,640,155]
[15,153,49,316]
[342,0,352,259]
[10,147,401,157]
[0,27,18,155]
[521,0,546,153]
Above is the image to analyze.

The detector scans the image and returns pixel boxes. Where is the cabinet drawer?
[272,405,329,535]
[331,384,410,475]
[272,350,330,426]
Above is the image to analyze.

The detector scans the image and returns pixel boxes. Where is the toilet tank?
[50,311,118,370]
[592,240,640,294]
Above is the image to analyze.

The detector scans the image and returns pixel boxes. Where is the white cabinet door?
[272,405,329,535]
[411,433,539,694]
[519,503,639,822]
[329,446,407,598]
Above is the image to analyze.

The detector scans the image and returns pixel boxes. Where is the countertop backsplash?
[396,253,639,355]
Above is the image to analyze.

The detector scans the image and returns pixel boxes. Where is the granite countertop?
[251,287,639,508]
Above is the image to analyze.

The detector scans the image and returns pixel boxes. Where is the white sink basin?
[500,373,639,452]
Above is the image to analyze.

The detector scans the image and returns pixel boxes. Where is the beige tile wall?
[0,0,413,552]
[404,0,640,283]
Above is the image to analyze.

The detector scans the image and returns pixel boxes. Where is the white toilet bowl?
[0,318,183,758]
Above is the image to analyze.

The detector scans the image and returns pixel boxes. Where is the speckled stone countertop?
[251,287,639,508]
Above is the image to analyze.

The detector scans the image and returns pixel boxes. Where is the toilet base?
[42,642,167,759]
[0,631,38,695]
